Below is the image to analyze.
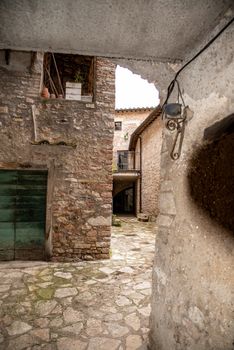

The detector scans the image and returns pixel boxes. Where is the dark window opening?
[43,53,95,101]
[115,121,122,131]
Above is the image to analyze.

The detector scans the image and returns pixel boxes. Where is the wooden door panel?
[0,170,47,260]
[15,222,45,249]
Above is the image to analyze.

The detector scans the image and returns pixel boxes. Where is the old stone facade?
[0,50,115,261]
[129,108,162,220]
[1,3,233,349]
[113,108,154,214]
[134,114,162,219]
[113,108,154,167]
[113,106,162,218]
[141,118,162,218]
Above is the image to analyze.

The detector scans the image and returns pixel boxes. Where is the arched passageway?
[113,185,135,215]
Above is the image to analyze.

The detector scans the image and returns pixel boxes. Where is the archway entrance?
[113,185,135,215]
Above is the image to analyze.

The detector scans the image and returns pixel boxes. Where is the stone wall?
[150,13,234,350]
[0,50,115,261]
[140,117,162,219]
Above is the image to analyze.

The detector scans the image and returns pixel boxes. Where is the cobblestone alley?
[0,217,155,350]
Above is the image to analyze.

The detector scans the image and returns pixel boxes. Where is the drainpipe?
[139,136,142,213]
[133,148,135,170]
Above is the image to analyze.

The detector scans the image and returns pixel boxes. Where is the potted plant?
[65,69,83,101]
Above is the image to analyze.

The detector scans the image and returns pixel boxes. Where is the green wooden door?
[0,170,47,260]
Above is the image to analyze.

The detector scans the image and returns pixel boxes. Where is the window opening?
[115,121,122,131]
[43,53,94,102]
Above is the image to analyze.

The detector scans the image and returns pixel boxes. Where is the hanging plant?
[74,70,83,84]
[124,132,129,141]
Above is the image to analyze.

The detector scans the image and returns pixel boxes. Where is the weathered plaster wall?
[140,117,162,219]
[114,109,152,151]
[0,50,115,261]
[150,14,234,350]
[1,1,232,61]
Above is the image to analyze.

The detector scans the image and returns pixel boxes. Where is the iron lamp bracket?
[164,105,191,160]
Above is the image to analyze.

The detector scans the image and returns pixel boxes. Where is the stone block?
[157,214,173,227]
[137,213,149,222]
[88,216,111,226]
[101,248,110,254]
[81,95,93,103]
[65,94,82,101]
[0,106,8,114]
[26,97,34,103]
[86,103,95,108]
[74,243,91,249]
[159,192,176,215]
[96,242,109,248]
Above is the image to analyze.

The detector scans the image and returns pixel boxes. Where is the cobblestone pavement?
[0,217,155,350]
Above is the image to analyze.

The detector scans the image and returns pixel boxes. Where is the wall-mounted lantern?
[163,103,193,160]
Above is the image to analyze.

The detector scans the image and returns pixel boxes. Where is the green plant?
[124,132,129,141]
[112,163,117,172]
[112,214,121,227]
[74,70,83,84]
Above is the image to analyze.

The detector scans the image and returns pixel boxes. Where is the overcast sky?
[115,65,159,109]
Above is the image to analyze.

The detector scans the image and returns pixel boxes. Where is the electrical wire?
[163,16,234,107]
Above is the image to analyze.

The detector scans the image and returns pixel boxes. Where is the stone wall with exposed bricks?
[0,50,115,261]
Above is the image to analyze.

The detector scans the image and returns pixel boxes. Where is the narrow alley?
[0,218,155,350]
[0,3,234,349]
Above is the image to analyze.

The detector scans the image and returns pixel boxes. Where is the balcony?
[113,151,140,180]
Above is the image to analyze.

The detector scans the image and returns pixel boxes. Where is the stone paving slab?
[0,217,155,350]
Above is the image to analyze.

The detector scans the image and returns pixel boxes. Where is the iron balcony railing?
[113,151,140,172]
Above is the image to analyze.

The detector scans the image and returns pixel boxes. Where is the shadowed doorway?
[113,186,135,214]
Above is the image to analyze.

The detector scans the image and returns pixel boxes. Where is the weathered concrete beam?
[0,0,232,61]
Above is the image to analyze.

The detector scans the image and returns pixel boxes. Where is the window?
[115,121,122,131]
[43,53,94,101]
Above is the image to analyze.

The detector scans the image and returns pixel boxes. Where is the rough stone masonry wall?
[140,117,162,219]
[0,51,115,261]
[150,13,234,350]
